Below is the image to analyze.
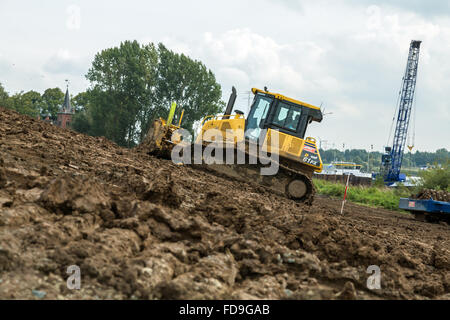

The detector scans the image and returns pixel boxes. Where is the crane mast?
[381,40,421,184]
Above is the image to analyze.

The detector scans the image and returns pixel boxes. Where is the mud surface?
[0,107,449,300]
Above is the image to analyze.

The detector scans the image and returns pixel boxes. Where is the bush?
[373,175,385,188]
[419,161,450,191]
[72,111,92,134]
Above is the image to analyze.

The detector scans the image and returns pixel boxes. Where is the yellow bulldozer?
[138,87,323,204]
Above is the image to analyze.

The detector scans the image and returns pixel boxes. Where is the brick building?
[56,87,74,129]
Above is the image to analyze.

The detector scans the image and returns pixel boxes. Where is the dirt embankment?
[412,189,450,202]
[0,107,449,300]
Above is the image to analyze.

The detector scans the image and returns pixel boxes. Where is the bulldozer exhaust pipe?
[224,86,237,116]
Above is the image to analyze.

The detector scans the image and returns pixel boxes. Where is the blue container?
[399,198,450,215]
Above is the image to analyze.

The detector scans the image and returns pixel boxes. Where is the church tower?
[56,83,74,129]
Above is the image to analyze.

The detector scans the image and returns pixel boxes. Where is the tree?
[41,88,64,119]
[79,40,225,147]
[7,90,41,118]
[435,148,449,164]
[84,40,158,147]
[72,91,93,134]
[72,110,92,134]
[419,161,450,191]
[0,83,9,108]
[152,43,224,137]
[72,92,90,112]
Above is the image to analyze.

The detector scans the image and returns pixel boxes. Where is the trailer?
[399,198,450,223]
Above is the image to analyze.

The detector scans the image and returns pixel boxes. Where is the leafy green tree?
[41,88,64,119]
[72,91,94,133]
[435,148,449,164]
[84,40,158,147]
[79,40,225,147]
[7,90,41,118]
[72,91,90,112]
[413,149,449,167]
[72,110,92,134]
[419,161,450,191]
[152,43,224,137]
[0,83,9,108]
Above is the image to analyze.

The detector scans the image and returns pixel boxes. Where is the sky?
[0,0,449,152]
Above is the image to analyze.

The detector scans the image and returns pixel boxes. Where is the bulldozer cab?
[245,88,323,143]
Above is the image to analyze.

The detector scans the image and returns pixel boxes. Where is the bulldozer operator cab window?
[272,102,301,131]
[245,94,272,141]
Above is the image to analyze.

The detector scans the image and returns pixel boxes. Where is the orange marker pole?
[340,174,351,214]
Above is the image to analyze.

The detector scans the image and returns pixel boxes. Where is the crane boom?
[381,40,421,184]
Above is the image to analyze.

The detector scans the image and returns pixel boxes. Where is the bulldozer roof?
[252,88,321,111]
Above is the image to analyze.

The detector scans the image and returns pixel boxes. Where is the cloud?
[218,67,250,88]
[274,0,450,18]
[43,49,89,76]
[0,57,13,78]
[162,15,449,150]
[66,5,81,30]
[349,0,450,18]
[269,0,304,12]
[194,29,336,105]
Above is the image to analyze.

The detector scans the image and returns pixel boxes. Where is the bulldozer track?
[186,142,316,205]
[193,162,315,205]
[138,137,317,205]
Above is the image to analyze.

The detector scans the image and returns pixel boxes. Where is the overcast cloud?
[0,0,449,152]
